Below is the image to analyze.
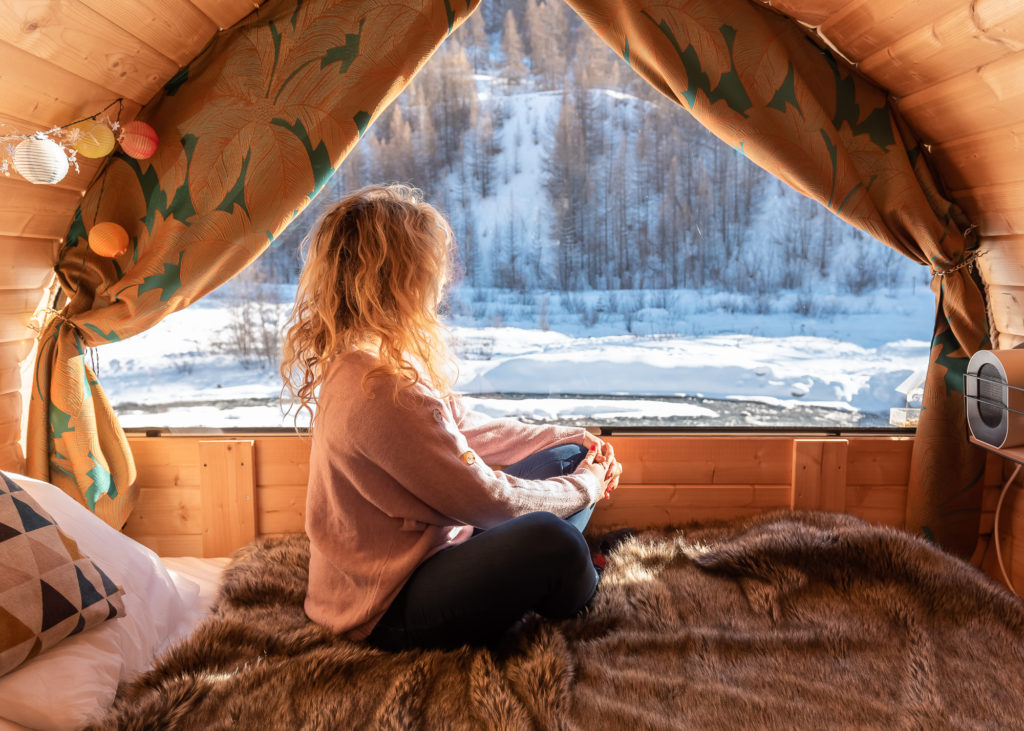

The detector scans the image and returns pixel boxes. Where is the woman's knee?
[516,511,592,568]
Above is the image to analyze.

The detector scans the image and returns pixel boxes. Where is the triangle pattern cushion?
[0,471,125,678]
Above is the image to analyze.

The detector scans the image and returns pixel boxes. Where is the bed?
[4,471,1024,729]
[0,473,228,731]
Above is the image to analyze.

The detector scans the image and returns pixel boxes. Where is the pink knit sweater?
[303,350,605,640]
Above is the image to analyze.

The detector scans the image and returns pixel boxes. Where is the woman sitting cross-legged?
[281,184,622,651]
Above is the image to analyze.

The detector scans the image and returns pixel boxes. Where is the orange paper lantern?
[120,121,159,159]
[88,222,129,257]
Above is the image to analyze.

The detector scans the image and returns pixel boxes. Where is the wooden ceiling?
[1,0,1021,250]
[0,0,1023,472]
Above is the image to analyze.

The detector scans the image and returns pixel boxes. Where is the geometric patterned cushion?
[0,471,125,678]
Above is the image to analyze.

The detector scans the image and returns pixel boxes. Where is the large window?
[101,0,933,430]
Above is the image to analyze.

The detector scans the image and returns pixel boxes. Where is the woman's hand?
[582,432,615,467]
[603,461,622,499]
[581,436,618,497]
[581,443,610,484]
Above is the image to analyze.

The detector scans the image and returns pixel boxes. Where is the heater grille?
[977,362,1004,428]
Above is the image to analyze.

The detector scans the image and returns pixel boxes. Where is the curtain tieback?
[28,307,79,336]
[931,247,985,278]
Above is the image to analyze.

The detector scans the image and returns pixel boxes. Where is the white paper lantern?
[13,134,69,184]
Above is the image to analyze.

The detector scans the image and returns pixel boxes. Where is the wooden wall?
[0,1,261,474]
[123,432,928,557]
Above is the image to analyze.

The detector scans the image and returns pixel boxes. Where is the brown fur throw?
[91,511,1024,729]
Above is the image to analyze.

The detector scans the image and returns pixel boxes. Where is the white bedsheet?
[0,555,228,731]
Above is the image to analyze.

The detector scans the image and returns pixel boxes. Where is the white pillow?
[0,473,205,730]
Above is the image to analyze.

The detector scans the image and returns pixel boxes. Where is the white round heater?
[965,349,1024,448]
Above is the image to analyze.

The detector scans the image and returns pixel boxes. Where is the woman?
[281,184,622,651]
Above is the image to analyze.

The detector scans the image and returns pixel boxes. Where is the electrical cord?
[994,462,1022,595]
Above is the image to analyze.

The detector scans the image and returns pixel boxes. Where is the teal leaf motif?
[641,15,752,118]
[271,118,333,199]
[442,0,455,33]
[139,251,185,302]
[767,62,802,118]
[822,50,894,151]
[65,208,87,248]
[932,321,968,396]
[82,324,121,343]
[49,403,74,439]
[216,148,252,217]
[84,451,116,510]
[321,18,364,72]
[354,111,371,137]
[266,20,284,98]
[118,134,197,232]
[819,128,838,208]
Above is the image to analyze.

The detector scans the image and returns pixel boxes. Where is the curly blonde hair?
[280,184,458,429]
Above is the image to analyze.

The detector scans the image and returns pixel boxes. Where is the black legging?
[367,444,597,651]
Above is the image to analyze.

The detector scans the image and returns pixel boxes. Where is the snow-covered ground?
[98,283,934,430]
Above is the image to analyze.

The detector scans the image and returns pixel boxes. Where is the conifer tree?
[501,11,528,85]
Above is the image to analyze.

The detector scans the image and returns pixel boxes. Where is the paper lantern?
[88,222,129,258]
[13,135,69,184]
[120,121,159,159]
[72,120,116,158]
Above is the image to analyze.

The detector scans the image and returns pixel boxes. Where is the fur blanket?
[92,511,1024,729]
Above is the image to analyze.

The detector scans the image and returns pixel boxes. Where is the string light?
[0,98,129,182]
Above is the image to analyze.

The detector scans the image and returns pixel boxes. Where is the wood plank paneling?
[189,0,260,31]
[986,284,1024,338]
[791,439,848,512]
[930,123,1024,191]
[253,436,311,486]
[0,364,19,396]
[199,439,255,557]
[896,49,1024,144]
[817,0,963,63]
[609,436,793,485]
[0,236,58,290]
[0,441,25,473]
[257,484,306,534]
[0,339,35,366]
[0,0,178,105]
[0,39,142,130]
[752,0,856,28]
[0,180,83,239]
[978,235,1024,286]
[123,485,202,536]
[0,288,44,319]
[0,391,21,444]
[846,438,914,485]
[129,533,203,557]
[129,437,201,488]
[591,484,793,531]
[856,2,1024,97]
[128,434,919,555]
[0,413,21,447]
[951,181,1024,236]
[79,0,217,67]
[845,483,907,513]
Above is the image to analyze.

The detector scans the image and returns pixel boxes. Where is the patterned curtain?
[564,0,989,556]
[27,0,478,527]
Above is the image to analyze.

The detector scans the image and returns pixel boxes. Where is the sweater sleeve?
[449,394,589,466]
[353,385,604,530]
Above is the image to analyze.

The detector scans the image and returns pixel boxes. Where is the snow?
[98,284,933,430]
